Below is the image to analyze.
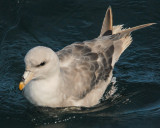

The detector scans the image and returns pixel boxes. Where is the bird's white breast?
[23,75,64,107]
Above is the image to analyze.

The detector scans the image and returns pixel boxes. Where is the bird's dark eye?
[37,61,46,67]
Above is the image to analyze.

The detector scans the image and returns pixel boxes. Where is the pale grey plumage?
[20,6,155,108]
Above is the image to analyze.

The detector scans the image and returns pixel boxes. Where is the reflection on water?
[0,0,160,128]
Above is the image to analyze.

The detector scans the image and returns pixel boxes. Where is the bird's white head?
[19,46,59,90]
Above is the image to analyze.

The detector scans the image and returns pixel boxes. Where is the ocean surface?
[0,0,160,128]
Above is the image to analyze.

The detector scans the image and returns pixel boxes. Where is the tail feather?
[111,23,156,67]
[99,7,156,68]
[99,6,113,37]
[111,23,156,40]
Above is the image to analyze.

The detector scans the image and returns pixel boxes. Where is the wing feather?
[56,39,114,98]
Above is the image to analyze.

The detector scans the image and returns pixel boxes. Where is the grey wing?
[56,40,114,98]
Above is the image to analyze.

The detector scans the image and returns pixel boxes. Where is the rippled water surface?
[0,0,160,128]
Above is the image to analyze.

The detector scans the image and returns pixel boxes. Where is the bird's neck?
[30,71,65,107]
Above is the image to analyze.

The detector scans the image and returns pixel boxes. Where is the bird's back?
[55,24,127,105]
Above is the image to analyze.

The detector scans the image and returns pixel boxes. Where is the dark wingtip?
[104,6,113,36]
[100,5,113,37]
[102,30,112,36]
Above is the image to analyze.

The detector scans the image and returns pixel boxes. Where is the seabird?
[19,6,155,107]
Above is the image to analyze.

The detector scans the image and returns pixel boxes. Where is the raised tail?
[111,23,156,40]
[99,6,156,69]
[111,23,156,67]
[99,6,156,38]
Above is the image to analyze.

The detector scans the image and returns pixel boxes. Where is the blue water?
[0,0,160,128]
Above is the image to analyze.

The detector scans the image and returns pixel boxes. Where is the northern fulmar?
[19,6,155,107]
